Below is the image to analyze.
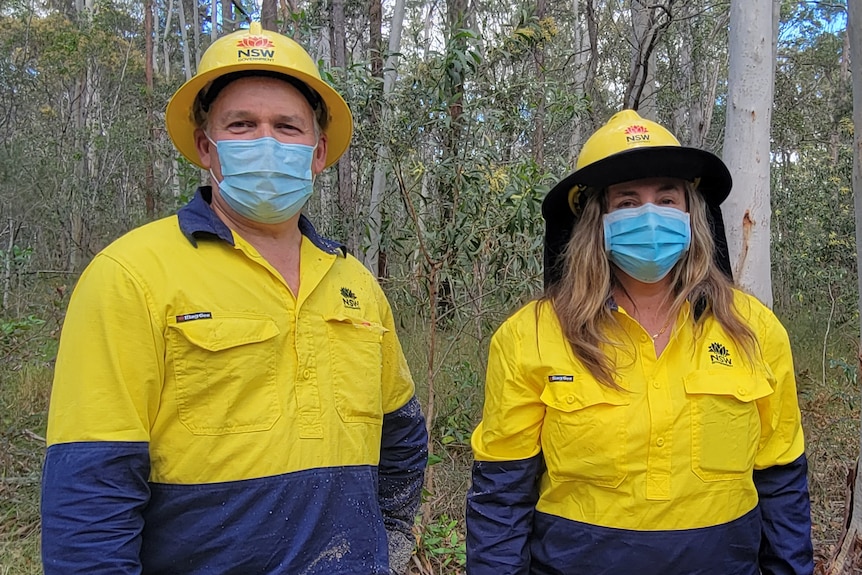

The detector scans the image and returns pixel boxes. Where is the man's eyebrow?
[219,110,311,126]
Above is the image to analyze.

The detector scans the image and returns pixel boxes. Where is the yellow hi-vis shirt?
[472,294,805,531]
[42,190,427,575]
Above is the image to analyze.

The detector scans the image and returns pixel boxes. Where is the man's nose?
[256,124,276,139]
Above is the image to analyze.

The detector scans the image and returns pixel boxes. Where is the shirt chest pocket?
[539,382,631,488]
[684,370,774,481]
[325,315,386,424]
[167,314,281,435]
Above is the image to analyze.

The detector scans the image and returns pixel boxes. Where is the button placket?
[294,314,323,439]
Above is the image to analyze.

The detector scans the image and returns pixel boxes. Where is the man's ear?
[194,128,212,169]
[312,133,328,175]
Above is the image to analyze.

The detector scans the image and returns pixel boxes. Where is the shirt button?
[737,387,747,396]
[566,395,576,404]
[303,369,311,379]
[652,380,660,389]
[656,438,665,447]
[640,334,649,344]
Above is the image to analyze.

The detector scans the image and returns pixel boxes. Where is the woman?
[466,110,813,575]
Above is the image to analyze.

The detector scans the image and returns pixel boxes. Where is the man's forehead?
[203,72,320,114]
[209,77,315,116]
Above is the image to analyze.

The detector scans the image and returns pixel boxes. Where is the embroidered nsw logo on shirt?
[708,342,732,366]
[548,375,574,382]
[176,312,213,322]
[340,287,360,310]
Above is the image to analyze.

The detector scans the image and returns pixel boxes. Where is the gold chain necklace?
[650,318,672,341]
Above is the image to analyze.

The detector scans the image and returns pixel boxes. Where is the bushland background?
[0,1,859,573]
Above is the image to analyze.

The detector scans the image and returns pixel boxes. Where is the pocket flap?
[168,314,280,352]
[540,379,630,413]
[683,370,773,402]
[325,315,388,340]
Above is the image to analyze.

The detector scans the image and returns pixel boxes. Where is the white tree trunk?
[178,0,192,80]
[720,0,778,307]
[163,0,174,77]
[192,0,200,67]
[153,0,160,74]
[363,0,406,273]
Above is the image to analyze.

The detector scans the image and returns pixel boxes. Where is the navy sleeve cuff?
[41,442,151,575]
[466,454,543,575]
[378,396,428,539]
[754,454,814,575]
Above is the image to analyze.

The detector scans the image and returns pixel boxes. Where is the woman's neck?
[613,272,674,314]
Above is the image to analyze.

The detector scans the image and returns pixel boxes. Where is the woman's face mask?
[602,203,691,283]
[209,135,317,224]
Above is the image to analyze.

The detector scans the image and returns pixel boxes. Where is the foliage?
[414,514,466,573]
[0,0,858,572]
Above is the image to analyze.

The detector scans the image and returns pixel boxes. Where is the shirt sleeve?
[374,287,428,574]
[467,320,546,575]
[42,253,163,574]
[752,304,813,575]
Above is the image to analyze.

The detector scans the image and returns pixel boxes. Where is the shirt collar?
[177,186,347,256]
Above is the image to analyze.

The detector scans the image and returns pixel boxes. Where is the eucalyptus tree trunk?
[178,0,192,79]
[627,0,658,119]
[145,0,156,218]
[211,0,217,40]
[163,0,173,77]
[329,0,356,255]
[152,0,160,74]
[69,0,97,271]
[720,0,778,307]
[825,0,862,569]
[261,0,276,31]
[192,0,200,66]
[364,0,405,274]
[221,0,234,33]
[369,0,382,81]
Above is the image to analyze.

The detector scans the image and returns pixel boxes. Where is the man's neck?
[210,190,304,294]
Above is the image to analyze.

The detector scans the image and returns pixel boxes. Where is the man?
[41,22,428,575]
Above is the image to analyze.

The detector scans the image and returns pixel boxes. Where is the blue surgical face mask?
[209,135,316,224]
[602,203,692,283]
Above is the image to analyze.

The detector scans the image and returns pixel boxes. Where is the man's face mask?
[209,135,316,224]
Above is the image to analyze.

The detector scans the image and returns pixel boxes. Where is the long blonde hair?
[544,183,757,388]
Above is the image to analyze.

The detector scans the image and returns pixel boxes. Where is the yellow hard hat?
[544,110,731,216]
[165,22,353,169]
[541,109,733,287]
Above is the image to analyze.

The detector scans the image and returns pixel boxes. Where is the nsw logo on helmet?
[237,35,275,61]
[624,124,650,143]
